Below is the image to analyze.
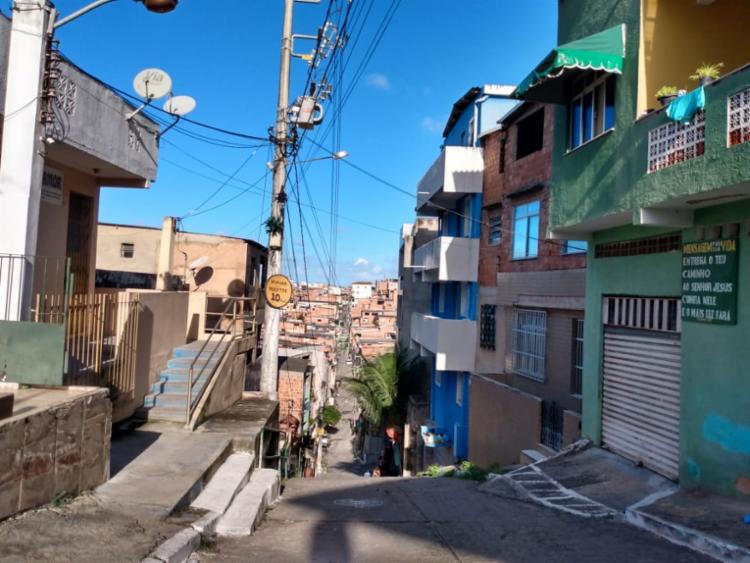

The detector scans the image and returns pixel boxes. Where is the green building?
[517,0,750,498]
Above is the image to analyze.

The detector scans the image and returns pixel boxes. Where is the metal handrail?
[185,294,259,425]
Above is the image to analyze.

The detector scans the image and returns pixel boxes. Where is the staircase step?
[172,342,228,359]
[143,391,205,409]
[167,357,221,370]
[151,377,209,394]
[191,453,256,515]
[135,405,187,423]
[216,469,280,537]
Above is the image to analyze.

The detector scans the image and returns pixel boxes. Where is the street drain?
[333,498,384,508]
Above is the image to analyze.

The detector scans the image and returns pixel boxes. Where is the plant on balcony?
[655,85,679,107]
[690,62,724,86]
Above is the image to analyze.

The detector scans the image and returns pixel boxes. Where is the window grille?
[512,309,546,381]
[120,243,134,258]
[603,296,681,333]
[594,233,680,258]
[647,111,705,173]
[728,87,750,147]
[571,319,584,395]
[456,373,464,406]
[480,304,496,350]
[541,400,564,451]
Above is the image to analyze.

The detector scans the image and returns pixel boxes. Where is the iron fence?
[541,400,564,451]
[0,254,69,321]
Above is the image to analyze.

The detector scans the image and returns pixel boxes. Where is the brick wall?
[278,369,305,424]
[479,104,586,286]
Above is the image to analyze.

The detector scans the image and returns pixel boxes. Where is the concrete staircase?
[147,452,281,562]
[137,340,229,423]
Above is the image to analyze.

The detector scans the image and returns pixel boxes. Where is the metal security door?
[601,297,681,480]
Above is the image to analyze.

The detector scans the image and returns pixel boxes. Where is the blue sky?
[52,0,557,285]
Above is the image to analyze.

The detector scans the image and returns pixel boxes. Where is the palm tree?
[348,348,426,425]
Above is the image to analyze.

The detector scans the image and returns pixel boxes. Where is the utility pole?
[260,0,295,400]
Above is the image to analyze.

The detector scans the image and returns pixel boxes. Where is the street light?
[265,150,349,169]
[55,0,178,29]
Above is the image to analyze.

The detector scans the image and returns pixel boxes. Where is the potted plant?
[656,86,679,107]
[690,62,724,86]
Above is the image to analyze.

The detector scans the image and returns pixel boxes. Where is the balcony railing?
[410,312,476,372]
[647,111,705,173]
[417,146,484,211]
[729,86,750,147]
[413,236,479,283]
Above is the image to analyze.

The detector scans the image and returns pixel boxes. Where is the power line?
[307,137,588,253]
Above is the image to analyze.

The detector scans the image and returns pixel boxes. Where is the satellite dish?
[133,68,172,100]
[188,256,209,270]
[164,95,197,116]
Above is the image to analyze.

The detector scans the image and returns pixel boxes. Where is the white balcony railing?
[413,236,479,283]
[417,146,484,211]
[411,312,476,372]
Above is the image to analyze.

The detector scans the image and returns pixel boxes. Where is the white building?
[351,281,374,301]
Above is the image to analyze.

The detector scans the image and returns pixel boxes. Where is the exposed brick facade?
[479,104,586,286]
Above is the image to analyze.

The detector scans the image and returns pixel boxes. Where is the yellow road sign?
[265,274,293,309]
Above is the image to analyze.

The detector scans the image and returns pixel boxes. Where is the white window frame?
[512,201,540,259]
[569,73,616,150]
[488,215,502,246]
[512,309,547,381]
[456,373,464,406]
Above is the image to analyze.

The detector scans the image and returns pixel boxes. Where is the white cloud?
[353,257,369,267]
[366,73,391,91]
[421,116,443,134]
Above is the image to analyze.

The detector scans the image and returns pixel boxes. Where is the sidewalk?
[487,445,750,562]
[0,398,277,563]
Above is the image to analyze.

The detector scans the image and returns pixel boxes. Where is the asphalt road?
[196,359,709,563]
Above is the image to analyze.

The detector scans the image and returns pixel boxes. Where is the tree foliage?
[348,348,426,425]
[321,405,342,427]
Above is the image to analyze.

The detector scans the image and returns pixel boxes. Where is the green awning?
[515,24,625,103]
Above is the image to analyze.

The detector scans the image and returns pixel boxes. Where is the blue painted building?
[409,85,516,461]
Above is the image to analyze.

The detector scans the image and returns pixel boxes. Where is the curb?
[625,508,750,563]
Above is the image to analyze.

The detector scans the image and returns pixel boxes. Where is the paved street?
[196,362,709,563]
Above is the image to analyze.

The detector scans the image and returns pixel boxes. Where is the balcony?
[410,312,476,372]
[417,146,484,212]
[413,236,479,283]
[550,63,750,237]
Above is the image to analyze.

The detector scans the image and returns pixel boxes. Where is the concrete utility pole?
[260,0,295,400]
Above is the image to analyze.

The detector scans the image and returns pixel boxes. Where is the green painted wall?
[552,0,750,232]
[582,203,750,498]
[581,225,681,444]
[0,321,65,385]
[680,202,750,497]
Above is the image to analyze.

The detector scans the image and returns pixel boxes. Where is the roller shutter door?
[602,328,681,480]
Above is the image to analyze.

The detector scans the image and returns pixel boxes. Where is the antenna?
[127,68,173,120]
[163,95,197,116]
[188,256,209,270]
[159,95,197,138]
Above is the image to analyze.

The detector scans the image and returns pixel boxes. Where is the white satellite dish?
[188,256,209,270]
[164,95,197,116]
[133,68,172,101]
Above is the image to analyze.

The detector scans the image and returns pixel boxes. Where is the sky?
[47,0,557,286]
